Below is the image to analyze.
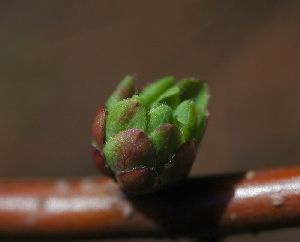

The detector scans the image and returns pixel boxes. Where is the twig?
[0,165,300,239]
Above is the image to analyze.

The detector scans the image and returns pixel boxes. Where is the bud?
[91,76,210,194]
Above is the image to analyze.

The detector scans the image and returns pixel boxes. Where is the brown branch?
[0,165,300,239]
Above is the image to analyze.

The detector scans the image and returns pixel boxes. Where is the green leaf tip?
[106,75,136,109]
[139,76,175,107]
[174,100,197,141]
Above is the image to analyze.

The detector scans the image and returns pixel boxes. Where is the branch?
[0,165,300,239]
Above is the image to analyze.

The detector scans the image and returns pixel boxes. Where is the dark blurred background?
[0,0,299,241]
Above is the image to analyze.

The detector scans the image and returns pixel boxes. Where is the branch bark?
[0,165,300,239]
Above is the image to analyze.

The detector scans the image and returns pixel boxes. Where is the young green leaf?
[149,124,183,171]
[148,104,173,133]
[195,83,210,140]
[177,78,203,101]
[195,82,210,113]
[105,99,147,140]
[152,85,180,109]
[174,100,197,141]
[139,76,175,107]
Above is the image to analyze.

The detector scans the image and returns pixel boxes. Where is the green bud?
[91,75,210,194]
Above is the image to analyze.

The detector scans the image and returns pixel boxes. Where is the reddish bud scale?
[91,106,114,178]
[91,106,106,149]
[111,129,155,172]
[161,140,198,184]
[116,167,159,194]
[92,148,114,178]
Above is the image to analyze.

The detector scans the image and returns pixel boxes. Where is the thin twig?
[0,165,300,239]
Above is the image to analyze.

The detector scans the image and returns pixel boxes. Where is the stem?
[0,165,300,239]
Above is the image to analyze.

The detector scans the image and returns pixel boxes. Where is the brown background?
[0,0,299,241]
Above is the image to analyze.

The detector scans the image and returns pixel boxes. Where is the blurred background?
[0,0,299,241]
